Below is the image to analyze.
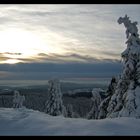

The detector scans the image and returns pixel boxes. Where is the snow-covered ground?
[0,108,140,136]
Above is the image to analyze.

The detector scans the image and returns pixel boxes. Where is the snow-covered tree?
[65,104,74,118]
[87,88,102,119]
[98,77,117,119]
[106,15,140,118]
[107,77,129,118]
[118,81,137,117]
[44,79,66,116]
[13,90,25,108]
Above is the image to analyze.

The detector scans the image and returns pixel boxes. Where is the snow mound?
[0,108,140,136]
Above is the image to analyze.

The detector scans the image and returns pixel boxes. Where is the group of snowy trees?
[11,78,79,118]
[11,15,140,119]
[87,15,140,119]
[107,15,140,118]
[86,77,117,119]
[12,79,67,116]
[108,15,140,118]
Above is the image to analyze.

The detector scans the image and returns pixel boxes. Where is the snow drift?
[0,108,140,136]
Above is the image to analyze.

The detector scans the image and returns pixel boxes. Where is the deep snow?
[0,108,140,136]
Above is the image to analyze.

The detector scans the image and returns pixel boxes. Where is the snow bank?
[0,108,140,136]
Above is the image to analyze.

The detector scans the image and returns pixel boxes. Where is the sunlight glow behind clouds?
[0,4,140,64]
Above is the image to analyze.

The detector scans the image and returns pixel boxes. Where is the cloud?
[0,16,16,24]
[29,53,119,64]
[0,61,122,73]
[0,53,10,61]
[0,52,23,63]
[0,5,139,65]
[4,52,22,55]
[0,62,121,80]
[0,50,121,64]
[0,61,122,80]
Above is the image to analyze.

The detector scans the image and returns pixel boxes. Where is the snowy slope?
[0,108,140,136]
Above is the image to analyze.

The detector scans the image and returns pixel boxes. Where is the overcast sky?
[0,4,140,80]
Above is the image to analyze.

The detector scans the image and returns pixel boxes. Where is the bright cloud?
[0,4,140,64]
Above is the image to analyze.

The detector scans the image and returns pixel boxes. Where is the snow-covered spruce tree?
[98,77,117,119]
[107,15,140,118]
[107,76,131,117]
[13,90,25,108]
[87,88,102,119]
[44,79,66,116]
